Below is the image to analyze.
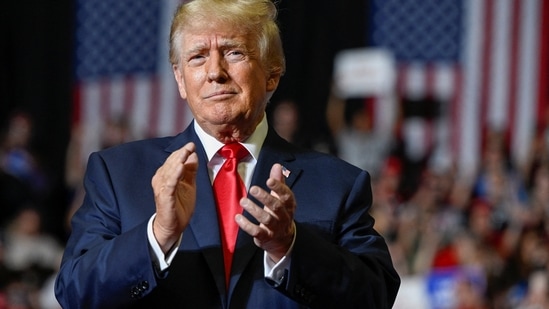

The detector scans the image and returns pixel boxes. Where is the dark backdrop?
[0,0,368,241]
[1,1,73,239]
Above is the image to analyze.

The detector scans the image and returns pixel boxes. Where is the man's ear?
[173,65,187,99]
[266,72,281,92]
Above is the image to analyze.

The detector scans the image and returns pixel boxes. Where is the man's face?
[172,22,280,142]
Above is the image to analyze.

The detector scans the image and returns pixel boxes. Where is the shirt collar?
[193,113,267,162]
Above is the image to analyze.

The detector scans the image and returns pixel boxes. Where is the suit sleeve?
[272,170,400,308]
[55,152,159,309]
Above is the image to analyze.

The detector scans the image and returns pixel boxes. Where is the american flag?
[73,0,192,158]
[369,0,549,179]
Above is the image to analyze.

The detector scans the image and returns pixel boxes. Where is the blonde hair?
[169,0,286,77]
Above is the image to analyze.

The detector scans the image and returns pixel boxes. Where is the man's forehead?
[182,31,251,49]
[183,18,247,36]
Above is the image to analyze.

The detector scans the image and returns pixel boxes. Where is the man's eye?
[188,55,206,65]
[226,50,245,61]
[228,50,243,56]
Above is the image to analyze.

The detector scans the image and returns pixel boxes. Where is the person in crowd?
[0,207,64,309]
[472,130,531,233]
[2,207,63,275]
[269,99,300,144]
[0,111,48,196]
[514,269,549,309]
[54,0,400,308]
[326,93,394,180]
[0,168,32,229]
[0,112,50,229]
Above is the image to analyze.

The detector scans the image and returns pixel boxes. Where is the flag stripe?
[99,79,110,124]
[513,0,541,163]
[449,67,463,166]
[458,0,484,178]
[433,64,455,101]
[132,75,152,138]
[487,0,511,131]
[148,76,161,138]
[538,0,549,132]
[124,76,135,116]
[110,77,125,117]
[479,0,493,149]
[506,0,520,152]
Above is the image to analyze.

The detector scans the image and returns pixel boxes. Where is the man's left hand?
[237,163,296,263]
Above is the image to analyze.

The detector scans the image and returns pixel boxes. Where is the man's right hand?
[151,142,198,253]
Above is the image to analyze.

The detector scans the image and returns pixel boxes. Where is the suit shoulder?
[295,148,366,177]
[90,136,175,164]
[104,136,171,152]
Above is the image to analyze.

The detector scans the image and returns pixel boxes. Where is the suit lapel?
[190,137,229,297]
[194,156,228,297]
[250,127,302,191]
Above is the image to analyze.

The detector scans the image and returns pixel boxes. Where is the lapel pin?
[282,166,291,178]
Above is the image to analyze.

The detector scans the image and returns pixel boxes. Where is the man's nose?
[207,54,228,82]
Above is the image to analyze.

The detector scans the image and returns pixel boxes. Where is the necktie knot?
[219,143,248,161]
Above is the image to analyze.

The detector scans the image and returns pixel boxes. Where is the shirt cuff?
[264,221,296,284]
[147,214,181,272]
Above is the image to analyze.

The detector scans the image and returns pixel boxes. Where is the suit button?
[140,281,149,290]
[130,281,149,299]
[130,287,140,299]
[293,284,314,304]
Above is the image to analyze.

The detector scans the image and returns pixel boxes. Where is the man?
[55,0,400,308]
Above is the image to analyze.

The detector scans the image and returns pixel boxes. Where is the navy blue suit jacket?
[55,123,400,308]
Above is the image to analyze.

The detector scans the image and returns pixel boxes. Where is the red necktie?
[212,142,248,287]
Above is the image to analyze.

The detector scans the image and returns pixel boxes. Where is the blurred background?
[1,0,548,308]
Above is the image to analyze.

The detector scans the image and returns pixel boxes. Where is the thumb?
[269,163,285,198]
[269,163,285,183]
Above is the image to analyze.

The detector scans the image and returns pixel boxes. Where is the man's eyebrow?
[185,43,209,55]
[217,38,247,49]
[183,38,248,57]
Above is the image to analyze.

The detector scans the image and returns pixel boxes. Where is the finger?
[267,163,291,191]
[265,181,294,213]
[238,198,295,257]
[176,151,199,204]
[236,201,275,246]
[241,195,275,223]
[181,141,196,153]
[249,186,284,214]
[235,210,265,238]
[152,142,197,197]
[159,142,196,176]
[171,142,196,169]
[180,151,198,185]
[269,163,285,183]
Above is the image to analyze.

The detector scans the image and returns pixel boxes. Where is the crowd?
[1,98,548,308]
[322,94,549,309]
[0,111,63,309]
[0,112,133,309]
